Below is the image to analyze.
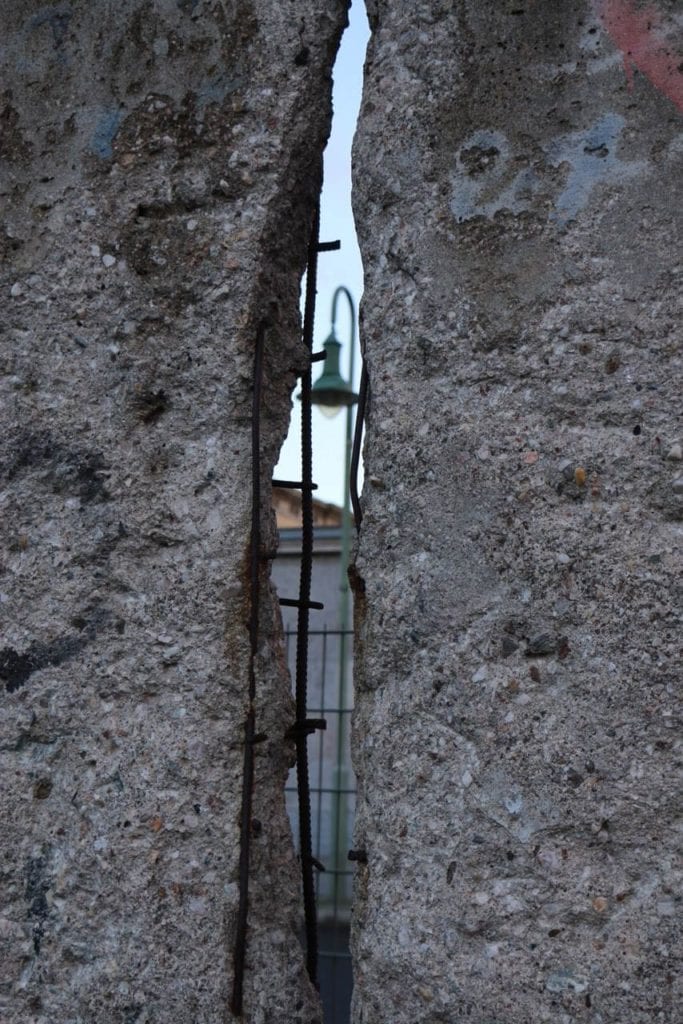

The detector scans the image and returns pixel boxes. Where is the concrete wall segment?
[3,0,682,1019]
[351,2,681,1022]
[0,2,349,1021]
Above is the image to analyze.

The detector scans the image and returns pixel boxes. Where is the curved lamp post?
[310,286,359,417]
[310,285,358,621]
[310,285,358,920]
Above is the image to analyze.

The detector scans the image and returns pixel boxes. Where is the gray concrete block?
[351,3,682,1021]
[0,2,349,1021]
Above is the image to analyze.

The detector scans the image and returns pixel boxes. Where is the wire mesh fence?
[284,628,355,1024]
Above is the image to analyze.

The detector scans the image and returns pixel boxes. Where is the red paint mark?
[595,0,683,112]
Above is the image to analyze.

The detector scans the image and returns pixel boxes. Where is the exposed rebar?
[296,204,322,986]
[350,363,368,531]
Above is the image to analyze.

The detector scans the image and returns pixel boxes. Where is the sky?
[273,0,370,508]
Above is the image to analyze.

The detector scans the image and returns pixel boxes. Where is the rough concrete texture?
[351,2,681,1022]
[0,2,348,1021]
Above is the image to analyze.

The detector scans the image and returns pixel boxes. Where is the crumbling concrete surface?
[0,2,347,1021]
[351,2,681,1022]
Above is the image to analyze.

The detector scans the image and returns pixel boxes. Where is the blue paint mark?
[450,113,645,230]
[451,130,545,222]
[91,109,124,160]
[547,113,644,227]
[30,5,72,48]
[450,129,519,222]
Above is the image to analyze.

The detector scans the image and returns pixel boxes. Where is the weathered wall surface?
[0,2,347,1021]
[352,2,681,1022]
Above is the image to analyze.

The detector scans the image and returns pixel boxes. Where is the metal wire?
[231,203,351,1012]
[350,363,368,531]
[231,321,266,1016]
[232,205,352,1013]
[296,204,322,985]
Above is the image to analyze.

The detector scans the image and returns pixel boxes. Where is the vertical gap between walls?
[272,3,369,1023]
[274,0,369,508]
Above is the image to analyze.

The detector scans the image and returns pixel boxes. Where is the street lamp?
[310,285,358,921]
[310,303,359,417]
[309,285,358,609]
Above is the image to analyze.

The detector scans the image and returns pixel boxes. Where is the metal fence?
[284,628,355,1024]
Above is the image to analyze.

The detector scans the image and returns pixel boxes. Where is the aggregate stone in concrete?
[351,3,681,1022]
[0,2,348,1021]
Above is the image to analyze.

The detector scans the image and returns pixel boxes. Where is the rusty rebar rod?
[350,362,368,531]
[296,204,322,985]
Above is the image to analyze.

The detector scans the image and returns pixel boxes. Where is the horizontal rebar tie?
[311,350,327,362]
[316,239,341,252]
[272,479,319,490]
[279,598,324,610]
[285,785,356,797]
[286,719,327,739]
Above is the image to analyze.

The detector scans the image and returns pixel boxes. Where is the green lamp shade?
[310,333,359,416]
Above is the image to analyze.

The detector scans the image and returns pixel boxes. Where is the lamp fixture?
[302,286,359,418]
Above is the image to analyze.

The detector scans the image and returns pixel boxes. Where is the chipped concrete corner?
[0,2,348,1022]
[351,2,681,1023]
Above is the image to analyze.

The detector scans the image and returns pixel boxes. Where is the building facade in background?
[272,487,355,1024]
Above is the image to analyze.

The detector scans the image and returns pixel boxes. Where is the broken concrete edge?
[350,2,681,1022]
[0,3,350,1022]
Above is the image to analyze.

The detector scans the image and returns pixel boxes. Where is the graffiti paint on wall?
[450,115,644,229]
[449,129,538,224]
[547,113,644,226]
[594,0,683,112]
